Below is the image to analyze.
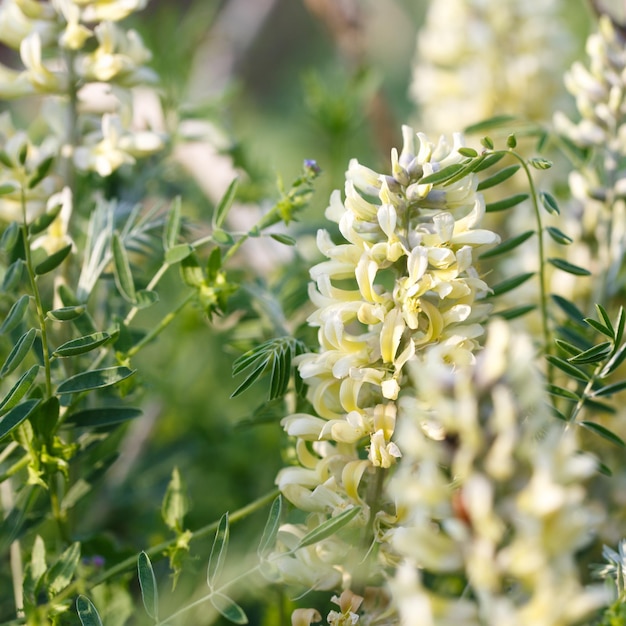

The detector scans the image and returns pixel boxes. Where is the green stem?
[123,261,171,327]
[20,188,53,398]
[126,291,195,359]
[507,151,553,379]
[51,488,279,607]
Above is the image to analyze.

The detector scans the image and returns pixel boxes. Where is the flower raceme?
[273,126,499,607]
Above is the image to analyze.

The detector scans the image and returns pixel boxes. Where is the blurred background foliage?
[1,0,618,622]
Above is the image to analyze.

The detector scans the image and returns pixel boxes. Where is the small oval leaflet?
[0,294,30,335]
[548,258,591,276]
[53,331,112,357]
[137,551,159,621]
[0,399,40,440]
[211,593,248,625]
[296,506,361,550]
[34,244,72,275]
[1,328,37,378]
[47,305,86,322]
[0,365,40,416]
[56,366,136,395]
[76,595,103,626]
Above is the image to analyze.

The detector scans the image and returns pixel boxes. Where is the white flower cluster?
[554,15,626,298]
[272,126,499,620]
[388,320,607,626]
[0,0,163,188]
[411,0,571,135]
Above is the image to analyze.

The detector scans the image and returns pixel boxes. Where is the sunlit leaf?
[207,512,229,589]
[214,178,239,229]
[56,366,135,395]
[474,152,505,172]
[529,157,552,170]
[419,163,466,185]
[593,380,626,397]
[46,542,81,595]
[584,318,613,340]
[458,147,478,158]
[539,190,560,214]
[47,305,86,322]
[601,343,626,377]
[297,506,361,549]
[165,243,193,264]
[29,201,62,235]
[270,233,296,246]
[138,551,159,620]
[162,467,189,533]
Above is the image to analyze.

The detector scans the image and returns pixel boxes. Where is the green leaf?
[28,155,55,189]
[568,342,612,365]
[477,164,520,191]
[539,190,560,215]
[135,289,159,309]
[46,542,81,595]
[548,258,591,276]
[164,196,182,250]
[596,304,614,335]
[546,384,580,401]
[207,512,229,589]
[1,328,37,378]
[579,421,626,448]
[506,133,517,148]
[165,243,193,264]
[494,305,536,320]
[212,229,234,245]
[584,318,613,340]
[545,355,588,382]
[464,114,516,133]
[554,338,583,357]
[269,233,296,246]
[473,152,505,172]
[138,551,159,620]
[230,361,267,398]
[258,496,282,559]
[528,157,553,170]
[485,193,529,212]
[1,221,20,251]
[593,380,626,397]
[545,226,572,245]
[480,136,494,150]
[34,244,72,275]
[47,305,86,322]
[0,182,16,194]
[214,178,239,229]
[53,331,111,357]
[63,406,142,429]
[297,507,361,549]
[479,230,534,259]
[76,595,103,626]
[29,202,62,235]
[489,272,535,297]
[210,593,248,625]
[180,253,204,288]
[56,366,135,395]
[0,399,40,440]
[600,343,626,377]
[162,467,188,533]
[582,398,617,414]
[2,259,25,292]
[551,295,585,325]
[458,147,478,158]
[112,232,136,302]
[0,366,40,416]
[0,294,30,335]
[419,163,466,186]
[615,307,625,346]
